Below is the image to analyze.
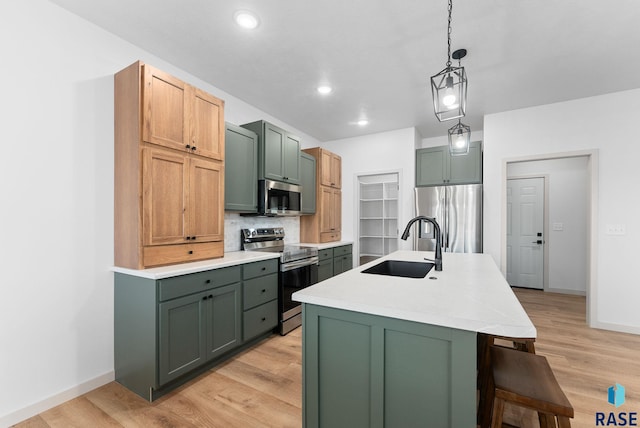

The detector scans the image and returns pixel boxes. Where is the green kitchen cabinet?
[241,120,301,184]
[159,282,240,385]
[317,244,353,282]
[241,259,279,340]
[415,141,482,186]
[317,248,334,282]
[224,123,258,212]
[301,305,476,428]
[332,244,353,276]
[300,151,317,214]
[114,258,278,401]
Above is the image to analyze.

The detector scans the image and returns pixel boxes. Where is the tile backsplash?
[224,213,301,252]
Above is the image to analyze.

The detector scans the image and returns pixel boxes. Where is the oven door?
[279,257,319,325]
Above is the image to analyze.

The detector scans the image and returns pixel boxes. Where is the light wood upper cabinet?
[189,157,224,242]
[319,188,342,240]
[305,147,341,189]
[115,61,225,269]
[142,65,188,151]
[191,88,224,160]
[142,147,188,246]
[142,64,224,161]
[300,147,342,243]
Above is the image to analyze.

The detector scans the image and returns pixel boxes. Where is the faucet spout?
[401,216,443,271]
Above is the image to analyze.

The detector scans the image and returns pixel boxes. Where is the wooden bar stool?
[490,345,574,428]
[477,334,536,428]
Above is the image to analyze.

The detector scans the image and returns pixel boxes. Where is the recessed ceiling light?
[234,10,260,29]
[317,85,332,95]
[357,119,369,126]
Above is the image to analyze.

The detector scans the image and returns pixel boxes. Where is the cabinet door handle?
[208,294,213,299]
[202,296,208,301]
[261,317,266,322]
[186,144,191,149]
[261,267,266,271]
[191,236,197,240]
[205,279,211,284]
[186,236,191,240]
[188,250,193,255]
[261,289,266,293]
[191,146,197,151]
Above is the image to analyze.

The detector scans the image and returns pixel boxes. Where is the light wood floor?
[15,288,640,427]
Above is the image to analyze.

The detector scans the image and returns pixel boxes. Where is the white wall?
[0,1,319,425]
[507,157,589,294]
[319,127,419,262]
[484,89,640,333]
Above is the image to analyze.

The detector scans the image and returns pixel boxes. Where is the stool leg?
[557,416,572,428]
[538,413,557,428]
[491,397,505,428]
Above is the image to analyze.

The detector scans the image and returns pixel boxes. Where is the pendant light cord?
[446,0,453,68]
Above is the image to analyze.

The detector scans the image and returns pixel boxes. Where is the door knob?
[531,240,544,244]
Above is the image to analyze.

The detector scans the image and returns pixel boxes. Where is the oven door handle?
[280,256,319,272]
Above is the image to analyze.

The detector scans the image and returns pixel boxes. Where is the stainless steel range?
[241,228,318,335]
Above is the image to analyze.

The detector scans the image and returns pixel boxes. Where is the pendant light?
[448,119,471,156]
[430,0,467,122]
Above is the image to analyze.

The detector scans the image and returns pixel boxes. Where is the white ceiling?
[50,0,640,141]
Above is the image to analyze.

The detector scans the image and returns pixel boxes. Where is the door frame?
[500,150,598,327]
[506,175,549,291]
[353,169,402,267]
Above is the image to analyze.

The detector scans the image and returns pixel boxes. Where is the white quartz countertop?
[293,250,536,338]
[298,241,353,250]
[111,251,280,280]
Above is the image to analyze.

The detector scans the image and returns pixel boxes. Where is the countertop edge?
[111,251,281,279]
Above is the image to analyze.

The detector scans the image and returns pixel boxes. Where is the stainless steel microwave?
[258,179,302,216]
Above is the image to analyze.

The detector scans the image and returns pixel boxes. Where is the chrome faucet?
[401,216,443,271]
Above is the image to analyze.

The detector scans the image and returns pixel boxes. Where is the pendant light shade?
[431,63,467,122]
[448,120,471,156]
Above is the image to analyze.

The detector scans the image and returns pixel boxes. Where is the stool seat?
[491,346,573,427]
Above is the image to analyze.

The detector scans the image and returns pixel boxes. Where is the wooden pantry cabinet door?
[191,88,225,161]
[189,157,224,242]
[142,65,189,152]
[142,147,188,246]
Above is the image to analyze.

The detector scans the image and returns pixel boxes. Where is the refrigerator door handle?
[442,187,449,250]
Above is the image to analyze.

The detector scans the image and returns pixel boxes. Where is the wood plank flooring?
[14,288,640,427]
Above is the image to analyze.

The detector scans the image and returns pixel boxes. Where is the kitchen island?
[292,250,535,428]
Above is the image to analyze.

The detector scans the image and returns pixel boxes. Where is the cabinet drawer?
[243,273,278,310]
[318,248,333,261]
[333,245,352,257]
[243,259,278,280]
[158,265,241,302]
[320,232,341,243]
[243,300,278,340]
[143,241,224,268]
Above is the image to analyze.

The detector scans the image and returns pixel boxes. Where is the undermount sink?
[361,260,435,279]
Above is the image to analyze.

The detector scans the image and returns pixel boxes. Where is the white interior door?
[506,177,544,289]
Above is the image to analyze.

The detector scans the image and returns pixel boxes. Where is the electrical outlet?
[606,224,626,235]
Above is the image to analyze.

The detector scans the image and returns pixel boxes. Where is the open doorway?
[357,172,400,266]
[506,156,590,295]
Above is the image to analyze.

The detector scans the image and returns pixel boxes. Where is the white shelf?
[358,173,399,266]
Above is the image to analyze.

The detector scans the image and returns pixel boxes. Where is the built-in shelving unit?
[358,173,399,265]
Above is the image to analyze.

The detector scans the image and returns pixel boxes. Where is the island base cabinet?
[301,304,476,428]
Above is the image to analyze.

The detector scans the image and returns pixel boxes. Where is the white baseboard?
[590,320,640,336]
[0,371,114,428]
[545,287,586,296]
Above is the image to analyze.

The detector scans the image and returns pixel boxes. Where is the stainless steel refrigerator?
[414,184,482,253]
